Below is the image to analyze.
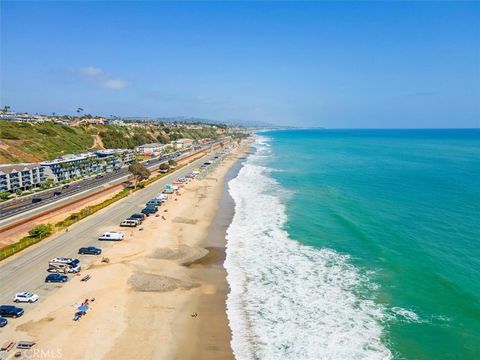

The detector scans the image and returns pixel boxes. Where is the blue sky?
[1,1,479,128]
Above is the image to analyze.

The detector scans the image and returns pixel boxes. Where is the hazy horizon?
[1,1,479,128]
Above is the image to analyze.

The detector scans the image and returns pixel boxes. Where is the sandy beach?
[0,141,250,360]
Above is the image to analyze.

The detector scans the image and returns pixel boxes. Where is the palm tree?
[2,105,10,114]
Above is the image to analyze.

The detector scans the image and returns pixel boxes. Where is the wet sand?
[177,159,244,360]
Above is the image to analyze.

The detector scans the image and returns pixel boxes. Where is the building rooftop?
[137,143,165,148]
[40,153,93,166]
[0,163,42,174]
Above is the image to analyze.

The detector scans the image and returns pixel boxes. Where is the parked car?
[78,246,102,255]
[13,292,39,303]
[98,232,125,241]
[120,219,138,227]
[146,200,160,207]
[45,274,68,283]
[0,317,7,327]
[95,174,103,179]
[62,184,70,189]
[31,197,42,203]
[0,305,24,318]
[129,213,146,222]
[127,217,142,225]
[141,207,158,216]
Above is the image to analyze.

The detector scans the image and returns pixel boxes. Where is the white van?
[120,219,138,227]
[98,231,125,241]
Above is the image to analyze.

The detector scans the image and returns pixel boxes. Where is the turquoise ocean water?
[225,129,480,360]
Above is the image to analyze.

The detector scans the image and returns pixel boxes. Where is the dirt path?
[91,134,105,149]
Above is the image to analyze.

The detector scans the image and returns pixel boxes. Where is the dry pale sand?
[0,141,250,360]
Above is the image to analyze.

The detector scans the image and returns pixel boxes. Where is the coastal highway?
[0,151,218,308]
[0,143,218,222]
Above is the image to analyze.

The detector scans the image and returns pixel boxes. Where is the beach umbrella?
[78,305,89,312]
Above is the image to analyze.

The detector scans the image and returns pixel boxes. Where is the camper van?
[50,257,80,266]
[48,259,81,273]
[98,232,125,241]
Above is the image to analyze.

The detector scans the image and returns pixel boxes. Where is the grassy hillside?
[93,125,156,149]
[0,122,94,163]
[0,121,223,163]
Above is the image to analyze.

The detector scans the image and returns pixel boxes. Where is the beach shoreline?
[0,140,250,360]
[174,157,245,359]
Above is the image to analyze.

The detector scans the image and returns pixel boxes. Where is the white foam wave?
[225,137,393,360]
[390,307,420,323]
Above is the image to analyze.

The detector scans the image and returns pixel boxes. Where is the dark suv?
[141,207,158,216]
[45,274,68,283]
[0,305,24,318]
[130,213,146,222]
[78,246,102,255]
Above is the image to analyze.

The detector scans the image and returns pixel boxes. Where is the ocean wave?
[390,307,420,323]
[225,137,395,360]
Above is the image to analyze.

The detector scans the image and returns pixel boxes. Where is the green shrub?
[28,224,53,238]
[0,192,10,200]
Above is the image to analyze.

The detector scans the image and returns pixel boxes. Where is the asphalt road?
[0,143,217,223]
[0,151,217,309]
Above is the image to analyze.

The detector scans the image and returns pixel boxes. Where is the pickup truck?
[120,219,137,227]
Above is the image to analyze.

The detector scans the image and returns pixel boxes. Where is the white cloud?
[74,66,127,90]
[103,79,128,89]
[79,66,104,78]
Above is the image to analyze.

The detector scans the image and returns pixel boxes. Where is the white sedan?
[13,292,39,303]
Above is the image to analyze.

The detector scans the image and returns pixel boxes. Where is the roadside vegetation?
[0,224,53,261]
[128,162,151,187]
[0,146,214,261]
